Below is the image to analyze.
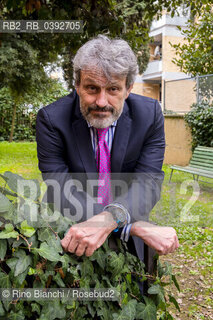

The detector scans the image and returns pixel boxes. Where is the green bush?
[0,83,69,142]
[184,102,213,150]
[0,172,180,320]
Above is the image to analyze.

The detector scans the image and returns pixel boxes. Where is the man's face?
[76,69,132,128]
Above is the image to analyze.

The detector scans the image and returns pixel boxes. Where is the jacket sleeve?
[112,100,165,231]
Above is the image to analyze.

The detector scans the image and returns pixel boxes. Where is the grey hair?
[73,35,139,89]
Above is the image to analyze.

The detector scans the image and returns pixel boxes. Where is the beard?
[80,103,124,128]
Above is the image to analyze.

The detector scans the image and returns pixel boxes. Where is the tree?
[0,0,152,140]
[0,81,68,141]
[0,34,57,141]
[0,0,208,140]
[171,5,213,76]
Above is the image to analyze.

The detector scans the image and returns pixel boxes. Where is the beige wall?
[162,36,186,72]
[164,115,192,165]
[132,82,160,100]
[165,78,196,112]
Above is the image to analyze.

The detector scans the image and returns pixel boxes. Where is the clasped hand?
[61,211,117,257]
[130,221,179,255]
[61,213,179,257]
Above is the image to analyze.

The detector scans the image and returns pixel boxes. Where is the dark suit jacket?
[36,90,165,262]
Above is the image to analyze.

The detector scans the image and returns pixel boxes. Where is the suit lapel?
[111,102,132,173]
[72,94,132,175]
[72,118,97,176]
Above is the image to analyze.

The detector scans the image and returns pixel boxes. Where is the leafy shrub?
[0,172,180,320]
[0,83,69,141]
[185,102,213,150]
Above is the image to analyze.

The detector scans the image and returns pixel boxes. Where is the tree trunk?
[9,102,17,142]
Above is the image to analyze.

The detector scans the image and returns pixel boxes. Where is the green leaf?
[34,242,63,262]
[148,284,165,303]
[14,250,32,276]
[14,269,29,286]
[89,248,105,269]
[4,172,25,194]
[38,228,62,253]
[0,173,8,183]
[19,220,36,237]
[39,203,61,225]
[61,253,72,270]
[87,301,96,318]
[13,233,38,249]
[79,276,91,289]
[7,311,25,320]
[126,273,132,284]
[0,300,5,316]
[4,172,40,200]
[53,272,65,287]
[31,303,40,314]
[0,224,19,239]
[67,265,79,280]
[5,224,13,232]
[0,187,17,197]
[74,306,88,319]
[97,305,109,320]
[113,300,137,320]
[172,274,180,292]
[6,257,18,272]
[108,252,125,276]
[168,294,180,312]
[80,259,94,278]
[135,302,146,319]
[0,192,12,213]
[39,300,66,319]
[147,284,162,295]
[0,272,11,288]
[0,240,7,260]
[28,267,37,275]
[137,297,157,320]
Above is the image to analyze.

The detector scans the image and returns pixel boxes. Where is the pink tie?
[96,128,112,206]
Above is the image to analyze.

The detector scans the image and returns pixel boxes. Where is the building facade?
[132,10,197,113]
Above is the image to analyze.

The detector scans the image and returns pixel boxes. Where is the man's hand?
[130,221,179,255]
[61,211,117,257]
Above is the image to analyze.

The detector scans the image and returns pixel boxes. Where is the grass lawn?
[0,141,40,179]
[152,166,213,320]
[0,141,212,319]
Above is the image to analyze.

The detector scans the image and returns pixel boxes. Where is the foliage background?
[0,144,212,320]
[0,171,180,320]
[184,102,213,150]
[0,81,68,141]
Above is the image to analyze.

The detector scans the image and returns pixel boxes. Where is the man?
[36,35,179,264]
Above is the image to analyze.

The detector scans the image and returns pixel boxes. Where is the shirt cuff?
[120,223,132,242]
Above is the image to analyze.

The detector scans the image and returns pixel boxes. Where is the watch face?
[110,207,126,226]
[104,205,127,228]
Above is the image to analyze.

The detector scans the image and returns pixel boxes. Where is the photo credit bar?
[0,288,119,301]
[0,20,83,33]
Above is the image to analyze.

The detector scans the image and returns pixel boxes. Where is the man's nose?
[96,90,108,107]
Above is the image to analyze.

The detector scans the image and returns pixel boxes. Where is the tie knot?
[96,127,109,143]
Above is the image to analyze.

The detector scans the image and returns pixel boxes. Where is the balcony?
[142,60,162,80]
[150,14,189,38]
[151,15,189,30]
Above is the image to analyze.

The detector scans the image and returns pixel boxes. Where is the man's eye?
[87,86,97,91]
[109,87,118,92]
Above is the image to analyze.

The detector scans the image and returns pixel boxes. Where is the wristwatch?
[103,203,128,231]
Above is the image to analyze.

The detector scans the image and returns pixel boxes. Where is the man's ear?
[75,86,79,95]
[125,84,133,99]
